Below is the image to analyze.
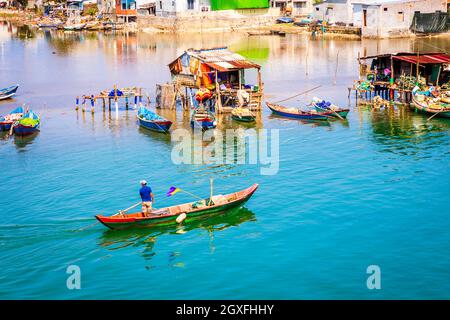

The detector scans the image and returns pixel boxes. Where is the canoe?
[95,183,259,230]
[137,107,172,133]
[411,93,450,118]
[191,109,217,129]
[266,102,330,120]
[0,85,19,100]
[0,106,24,131]
[312,97,350,119]
[231,107,256,122]
[13,110,40,136]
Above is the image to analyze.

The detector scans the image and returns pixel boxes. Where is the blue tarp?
[9,106,24,114]
[108,89,124,97]
[138,107,164,121]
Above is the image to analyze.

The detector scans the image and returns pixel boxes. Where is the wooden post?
[114,85,119,115]
[102,97,106,110]
[416,50,420,84]
[436,65,442,86]
[390,57,394,101]
[209,177,214,206]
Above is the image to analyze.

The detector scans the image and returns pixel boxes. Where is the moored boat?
[266,102,330,120]
[95,183,259,230]
[63,23,86,31]
[0,85,19,100]
[312,97,350,119]
[13,110,40,136]
[411,88,450,118]
[231,107,256,122]
[0,106,24,131]
[38,22,63,29]
[191,108,217,129]
[137,107,172,133]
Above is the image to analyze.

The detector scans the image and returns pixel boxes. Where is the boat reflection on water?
[364,105,450,155]
[98,206,256,261]
[268,114,332,127]
[14,132,39,151]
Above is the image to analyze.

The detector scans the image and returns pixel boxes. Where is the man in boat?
[139,180,154,216]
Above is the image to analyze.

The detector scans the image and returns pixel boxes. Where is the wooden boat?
[312,97,350,119]
[38,22,63,29]
[411,92,450,118]
[13,111,40,136]
[266,102,330,120]
[191,108,217,129]
[63,23,86,31]
[137,107,172,133]
[95,183,259,230]
[0,106,24,131]
[0,85,19,100]
[231,107,256,122]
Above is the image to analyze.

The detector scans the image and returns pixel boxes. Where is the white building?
[313,0,448,37]
[270,1,313,16]
[155,0,212,16]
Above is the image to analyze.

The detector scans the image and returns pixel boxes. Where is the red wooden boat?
[96,184,258,230]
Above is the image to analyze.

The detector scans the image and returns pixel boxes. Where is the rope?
[273,85,322,104]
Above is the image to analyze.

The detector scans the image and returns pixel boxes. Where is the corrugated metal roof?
[170,47,261,72]
[359,52,447,60]
[392,54,450,64]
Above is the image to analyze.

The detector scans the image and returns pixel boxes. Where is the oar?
[314,103,345,120]
[77,201,143,231]
[273,85,322,104]
[426,111,443,121]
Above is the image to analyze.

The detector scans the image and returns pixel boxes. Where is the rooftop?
[170,47,261,72]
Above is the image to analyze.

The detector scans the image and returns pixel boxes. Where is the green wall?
[210,0,270,10]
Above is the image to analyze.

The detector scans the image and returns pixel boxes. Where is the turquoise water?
[1,23,450,299]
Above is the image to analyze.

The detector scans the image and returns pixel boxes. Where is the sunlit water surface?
[0,22,449,299]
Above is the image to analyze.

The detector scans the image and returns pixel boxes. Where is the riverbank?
[1,8,449,38]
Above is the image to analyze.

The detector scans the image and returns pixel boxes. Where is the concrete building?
[313,0,354,24]
[155,0,212,16]
[270,1,313,16]
[353,0,448,37]
[313,0,448,37]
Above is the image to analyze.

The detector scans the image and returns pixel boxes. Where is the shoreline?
[1,9,449,39]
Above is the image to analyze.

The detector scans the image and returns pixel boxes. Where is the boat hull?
[266,102,329,120]
[0,121,14,131]
[138,117,172,133]
[231,114,256,122]
[13,124,39,136]
[96,184,258,230]
[314,107,350,119]
[190,118,217,129]
[0,85,19,100]
[411,96,450,118]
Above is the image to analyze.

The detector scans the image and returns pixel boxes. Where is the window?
[159,1,162,10]
[397,11,404,22]
[383,8,388,11]
[316,7,319,11]
[294,2,306,8]
[187,0,194,10]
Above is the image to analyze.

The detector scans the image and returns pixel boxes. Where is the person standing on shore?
[139,180,154,216]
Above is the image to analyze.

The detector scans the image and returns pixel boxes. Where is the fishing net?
[411,12,448,33]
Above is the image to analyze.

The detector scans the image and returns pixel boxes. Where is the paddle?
[77,201,146,232]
